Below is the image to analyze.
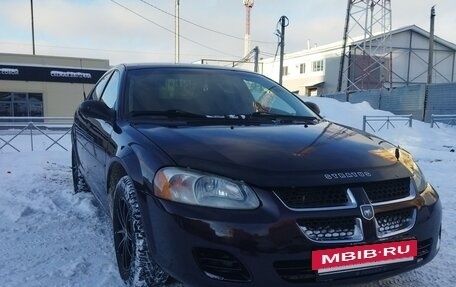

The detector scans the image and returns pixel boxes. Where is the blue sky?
[1,0,455,64]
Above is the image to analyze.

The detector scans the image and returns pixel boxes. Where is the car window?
[100,70,120,109]
[89,71,112,101]
[242,74,316,116]
[125,68,316,118]
[244,80,296,115]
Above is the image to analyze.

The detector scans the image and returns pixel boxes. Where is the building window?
[282,66,289,76]
[312,60,324,72]
[0,92,43,117]
[300,63,306,74]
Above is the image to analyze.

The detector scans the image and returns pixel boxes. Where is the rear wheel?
[112,176,169,287]
[71,148,90,193]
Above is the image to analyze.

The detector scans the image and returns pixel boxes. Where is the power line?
[138,0,276,45]
[0,41,161,54]
[108,0,239,58]
[260,51,277,56]
[0,41,230,58]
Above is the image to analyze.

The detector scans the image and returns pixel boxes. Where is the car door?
[89,70,121,209]
[74,71,112,183]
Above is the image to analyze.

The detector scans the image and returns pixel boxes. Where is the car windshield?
[125,68,317,120]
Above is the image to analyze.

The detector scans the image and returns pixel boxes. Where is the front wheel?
[112,176,169,287]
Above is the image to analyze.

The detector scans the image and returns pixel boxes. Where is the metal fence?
[0,117,73,152]
[362,115,413,132]
[426,83,456,122]
[430,114,456,128]
[321,82,456,123]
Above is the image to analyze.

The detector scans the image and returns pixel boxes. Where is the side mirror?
[79,100,115,122]
[304,101,320,115]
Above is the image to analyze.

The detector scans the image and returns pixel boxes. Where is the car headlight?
[410,160,427,192]
[398,149,427,193]
[153,167,260,209]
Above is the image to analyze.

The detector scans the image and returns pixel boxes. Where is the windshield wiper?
[248,112,318,123]
[130,109,207,118]
[130,110,318,125]
[248,112,318,122]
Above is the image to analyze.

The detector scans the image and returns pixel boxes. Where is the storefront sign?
[50,70,92,79]
[0,65,106,84]
[0,68,19,75]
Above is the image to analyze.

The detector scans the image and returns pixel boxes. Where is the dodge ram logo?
[360,204,375,220]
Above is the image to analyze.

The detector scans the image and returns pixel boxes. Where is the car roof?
[118,63,253,73]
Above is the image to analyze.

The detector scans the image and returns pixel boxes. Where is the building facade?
[261,25,456,96]
[0,53,109,118]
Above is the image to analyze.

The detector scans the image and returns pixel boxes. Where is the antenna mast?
[243,0,254,57]
[337,0,393,93]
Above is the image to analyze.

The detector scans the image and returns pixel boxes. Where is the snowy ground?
[1,97,455,286]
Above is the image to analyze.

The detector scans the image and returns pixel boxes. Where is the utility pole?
[30,0,35,55]
[424,6,436,121]
[278,16,289,85]
[253,46,259,73]
[175,0,180,63]
[427,6,435,85]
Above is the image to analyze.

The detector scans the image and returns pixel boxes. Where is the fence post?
[29,123,34,151]
[362,116,366,131]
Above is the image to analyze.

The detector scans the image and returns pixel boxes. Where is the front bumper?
[138,184,441,287]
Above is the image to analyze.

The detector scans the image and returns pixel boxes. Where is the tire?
[112,176,169,287]
[71,147,90,193]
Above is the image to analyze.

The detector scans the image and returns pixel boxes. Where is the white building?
[261,25,456,95]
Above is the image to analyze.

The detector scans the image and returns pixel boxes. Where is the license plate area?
[312,240,417,274]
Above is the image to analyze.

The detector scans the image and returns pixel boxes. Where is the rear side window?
[100,71,120,109]
[90,71,112,101]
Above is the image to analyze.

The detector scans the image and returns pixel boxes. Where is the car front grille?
[417,238,433,260]
[274,177,411,209]
[274,186,352,209]
[273,260,314,283]
[375,207,416,238]
[364,178,411,203]
[297,216,363,243]
[193,248,250,282]
[274,178,416,242]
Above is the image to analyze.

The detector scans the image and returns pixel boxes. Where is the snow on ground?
[1,97,455,286]
[0,151,122,287]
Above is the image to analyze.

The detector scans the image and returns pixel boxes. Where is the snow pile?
[0,152,122,286]
[1,97,455,286]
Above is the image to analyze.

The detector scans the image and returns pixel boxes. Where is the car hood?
[135,121,410,187]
